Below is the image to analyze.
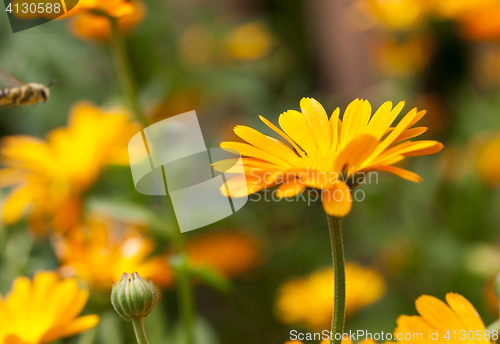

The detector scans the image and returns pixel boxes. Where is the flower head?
[0,101,139,233]
[275,263,385,330]
[0,271,99,344]
[395,293,490,342]
[216,98,443,217]
[111,272,158,321]
[54,217,172,290]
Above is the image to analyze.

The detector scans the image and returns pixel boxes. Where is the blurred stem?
[109,16,147,127]
[161,167,195,344]
[327,215,345,344]
[131,317,149,344]
[487,320,500,332]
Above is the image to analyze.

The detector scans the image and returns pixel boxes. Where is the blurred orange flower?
[0,271,99,344]
[225,22,273,61]
[459,3,500,41]
[395,293,490,342]
[70,0,146,42]
[54,217,172,290]
[275,263,385,330]
[185,231,261,278]
[0,101,139,233]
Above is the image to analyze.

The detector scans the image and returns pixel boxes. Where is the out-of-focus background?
[2,0,500,343]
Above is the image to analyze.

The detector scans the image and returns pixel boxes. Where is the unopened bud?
[111,272,158,321]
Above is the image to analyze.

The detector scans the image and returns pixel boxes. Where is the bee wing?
[0,69,27,88]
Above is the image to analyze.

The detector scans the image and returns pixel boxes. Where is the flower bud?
[111,272,158,321]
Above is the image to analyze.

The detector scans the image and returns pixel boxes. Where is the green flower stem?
[109,16,146,127]
[174,249,195,344]
[161,167,195,344]
[108,19,195,344]
[327,215,346,344]
[131,317,150,344]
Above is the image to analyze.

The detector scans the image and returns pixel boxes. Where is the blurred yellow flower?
[275,263,385,330]
[395,293,490,342]
[476,134,500,187]
[70,0,146,42]
[0,101,139,233]
[54,217,172,290]
[186,231,261,277]
[356,0,433,31]
[0,271,99,344]
[216,98,443,217]
[226,22,273,61]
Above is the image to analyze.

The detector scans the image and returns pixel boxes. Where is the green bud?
[111,272,158,321]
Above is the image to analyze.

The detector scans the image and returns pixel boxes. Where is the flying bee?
[0,69,57,108]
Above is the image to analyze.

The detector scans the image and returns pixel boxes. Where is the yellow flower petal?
[276,179,307,198]
[234,125,300,164]
[322,181,352,217]
[259,115,305,156]
[330,107,341,151]
[41,315,100,344]
[376,165,423,183]
[340,99,372,149]
[221,142,293,168]
[393,127,428,143]
[279,110,318,155]
[300,97,331,154]
[334,134,379,174]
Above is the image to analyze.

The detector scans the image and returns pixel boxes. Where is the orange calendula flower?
[395,293,492,343]
[0,101,139,233]
[216,98,443,217]
[275,263,386,330]
[54,217,172,290]
[185,231,261,277]
[70,0,146,42]
[0,271,99,344]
